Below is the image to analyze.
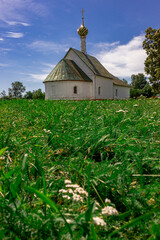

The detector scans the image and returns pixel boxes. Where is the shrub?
[142,84,153,98]
[130,89,142,98]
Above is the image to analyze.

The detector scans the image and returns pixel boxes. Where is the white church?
[43,11,130,100]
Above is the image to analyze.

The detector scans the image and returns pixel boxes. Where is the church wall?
[65,50,95,81]
[45,81,92,100]
[113,85,130,99]
[95,76,113,99]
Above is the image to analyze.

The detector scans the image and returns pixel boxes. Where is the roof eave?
[95,74,113,79]
[113,83,131,88]
[43,79,92,83]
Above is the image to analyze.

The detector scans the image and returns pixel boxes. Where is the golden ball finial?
[77,8,88,37]
[77,25,88,37]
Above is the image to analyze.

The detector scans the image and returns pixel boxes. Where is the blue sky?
[0,0,160,93]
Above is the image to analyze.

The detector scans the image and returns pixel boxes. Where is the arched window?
[98,86,101,95]
[73,86,77,94]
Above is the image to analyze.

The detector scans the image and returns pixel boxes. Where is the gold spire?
[81,8,84,26]
[77,9,88,54]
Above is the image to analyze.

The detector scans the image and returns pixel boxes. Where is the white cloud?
[0,0,47,26]
[94,35,147,78]
[25,63,55,82]
[4,20,30,26]
[0,38,4,41]
[27,73,48,82]
[6,32,24,38]
[0,47,12,53]
[89,41,120,50]
[0,63,9,67]
[28,41,69,54]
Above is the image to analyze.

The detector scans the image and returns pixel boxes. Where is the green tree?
[32,89,45,99]
[24,91,33,99]
[142,84,153,98]
[0,90,7,99]
[122,78,128,84]
[8,81,26,98]
[130,89,142,98]
[143,27,160,92]
[131,73,147,89]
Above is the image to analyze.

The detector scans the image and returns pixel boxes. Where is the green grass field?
[0,99,160,239]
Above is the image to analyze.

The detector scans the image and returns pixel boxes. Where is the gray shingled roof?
[43,59,92,83]
[65,48,130,87]
[44,48,130,88]
[67,48,113,79]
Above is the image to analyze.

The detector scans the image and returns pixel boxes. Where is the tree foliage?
[130,73,153,98]
[8,81,26,98]
[131,73,147,89]
[24,91,33,99]
[143,27,160,91]
[122,78,128,84]
[23,89,45,99]
[0,90,8,100]
[32,89,45,99]
[142,84,153,98]
[130,89,141,98]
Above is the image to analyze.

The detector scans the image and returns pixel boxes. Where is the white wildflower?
[105,198,111,204]
[68,189,74,194]
[73,193,83,202]
[93,217,106,227]
[43,129,52,134]
[153,112,156,114]
[66,219,72,224]
[59,189,68,194]
[65,180,72,184]
[62,195,71,200]
[66,184,79,188]
[102,206,118,216]
[133,104,138,107]
[75,187,88,196]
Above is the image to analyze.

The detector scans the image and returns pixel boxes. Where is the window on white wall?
[115,89,118,97]
[98,86,101,95]
[73,86,77,94]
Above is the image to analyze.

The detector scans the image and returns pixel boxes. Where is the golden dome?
[77,24,88,37]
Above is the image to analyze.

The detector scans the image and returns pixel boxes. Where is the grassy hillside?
[0,99,160,239]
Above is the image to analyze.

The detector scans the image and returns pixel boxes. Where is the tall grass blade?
[108,210,157,238]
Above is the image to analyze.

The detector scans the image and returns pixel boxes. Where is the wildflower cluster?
[43,129,52,134]
[102,206,118,216]
[92,198,119,227]
[93,217,106,227]
[59,179,88,203]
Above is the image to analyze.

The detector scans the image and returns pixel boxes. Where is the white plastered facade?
[45,81,92,100]
[113,85,130,99]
